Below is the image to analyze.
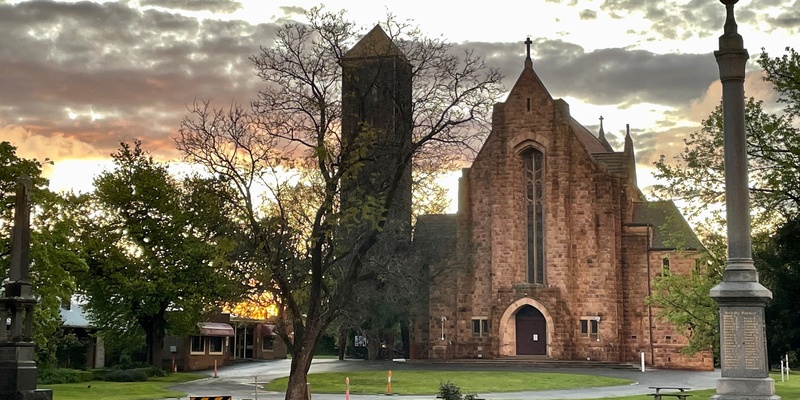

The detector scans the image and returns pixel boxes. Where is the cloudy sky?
[2,0,798,209]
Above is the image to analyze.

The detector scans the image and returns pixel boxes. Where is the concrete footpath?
[163,359,720,400]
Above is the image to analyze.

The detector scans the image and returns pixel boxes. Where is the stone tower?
[340,25,413,244]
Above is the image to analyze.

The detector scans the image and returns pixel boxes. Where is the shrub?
[438,381,479,400]
[103,369,149,382]
[438,381,462,400]
[38,368,93,384]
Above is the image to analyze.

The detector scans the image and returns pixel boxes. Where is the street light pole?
[710,1,779,399]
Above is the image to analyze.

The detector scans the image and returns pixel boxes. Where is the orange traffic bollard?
[346,377,350,400]
[386,370,392,395]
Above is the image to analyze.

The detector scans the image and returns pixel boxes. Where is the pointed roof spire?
[599,116,605,136]
[624,123,633,154]
[344,25,405,59]
[597,116,614,152]
[524,37,533,69]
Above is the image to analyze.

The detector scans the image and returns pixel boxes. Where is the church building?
[411,40,712,370]
[340,26,712,370]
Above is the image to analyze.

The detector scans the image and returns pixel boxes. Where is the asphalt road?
[162,359,721,400]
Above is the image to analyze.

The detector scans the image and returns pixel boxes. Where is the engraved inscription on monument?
[722,311,739,370]
[721,310,763,372]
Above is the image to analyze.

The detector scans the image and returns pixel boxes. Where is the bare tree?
[176,7,503,400]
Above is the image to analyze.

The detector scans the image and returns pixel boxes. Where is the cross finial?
[525,37,533,59]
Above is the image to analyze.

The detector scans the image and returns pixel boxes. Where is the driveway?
[163,359,720,400]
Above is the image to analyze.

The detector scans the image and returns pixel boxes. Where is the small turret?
[598,116,614,152]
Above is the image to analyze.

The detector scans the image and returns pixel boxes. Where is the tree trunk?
[285,332,321,400]
[338,328,347,361]
[140,312,167,368]
[366,329,380,361]
[150,322,166,369]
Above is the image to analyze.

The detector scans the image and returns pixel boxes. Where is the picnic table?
[648,386,692,400]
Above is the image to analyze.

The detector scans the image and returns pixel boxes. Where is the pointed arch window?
[523,148,545,284]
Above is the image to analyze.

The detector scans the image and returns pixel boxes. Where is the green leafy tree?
[0,141,86,365]
[647,230,725,358]
[651,47,800,360]
[76,140,240,366]
[753,217,800,366]
[176,7,503,400]
[654,48,800,231]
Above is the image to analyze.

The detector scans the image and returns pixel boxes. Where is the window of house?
[190,336,205,354]
[471,318,489,337]
[208,336,224,354]
[263,336,274,351]
[523,148,546,284]
[580,317,600,341]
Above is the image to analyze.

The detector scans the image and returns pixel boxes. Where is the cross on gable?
[525,37,533,59]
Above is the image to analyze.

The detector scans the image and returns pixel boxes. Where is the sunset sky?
[2,0,798,211]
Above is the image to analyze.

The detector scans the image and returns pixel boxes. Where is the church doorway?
[515,305,546,355]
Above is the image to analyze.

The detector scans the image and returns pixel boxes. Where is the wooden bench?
[648,386,692,400]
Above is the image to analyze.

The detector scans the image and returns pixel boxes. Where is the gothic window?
[523,148,545,284]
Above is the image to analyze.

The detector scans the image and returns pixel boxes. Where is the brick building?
[410,40,713,370]
[340,28,712,370]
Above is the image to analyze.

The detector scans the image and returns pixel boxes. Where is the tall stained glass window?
[523,149,545,284]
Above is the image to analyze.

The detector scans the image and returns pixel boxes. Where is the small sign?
[533,334,539,341]
[170,346,177,353]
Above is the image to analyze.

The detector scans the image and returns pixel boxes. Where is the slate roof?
[413,214,457,260]
[414,214,457,240]
[570,118,610,154]
[592,152,626,175]
[60,302,93,328]
[633,200,704,250]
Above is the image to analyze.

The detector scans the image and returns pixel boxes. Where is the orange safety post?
[346,377,350,400]
[386,370,392,395]
[213,359,218,378]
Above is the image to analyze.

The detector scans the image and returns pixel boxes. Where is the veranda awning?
[261,324,276,337]
[198,322,234,337]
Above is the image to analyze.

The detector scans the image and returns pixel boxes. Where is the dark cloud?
[141,0,242,14]
[279,6,306,16]
[0,0,279,157]
[578,9,597,20]
[600,0,800,40]
[600,0,720,40]
[462,39,718,107]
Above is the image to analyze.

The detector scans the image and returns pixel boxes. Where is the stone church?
[342,26,712,370]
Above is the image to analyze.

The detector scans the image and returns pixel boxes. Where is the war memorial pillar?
[0,176,53,400]
[709,1,779,399]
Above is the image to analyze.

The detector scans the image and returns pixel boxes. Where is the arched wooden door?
[515,305,546,355]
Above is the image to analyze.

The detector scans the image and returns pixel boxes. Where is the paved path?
[163,359,720,400]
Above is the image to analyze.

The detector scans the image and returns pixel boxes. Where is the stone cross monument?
[0,176,53,400]
[709,1,779,399]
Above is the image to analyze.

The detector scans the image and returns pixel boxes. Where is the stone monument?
[0,176,53,400]
[709,1,780,399]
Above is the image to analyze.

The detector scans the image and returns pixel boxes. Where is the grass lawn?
[266,370,633,395]
[39,372,205,400]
